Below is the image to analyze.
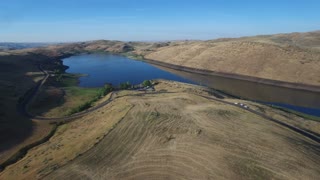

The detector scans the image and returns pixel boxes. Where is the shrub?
[120,81,131,89]
[98,84,114,96]
[68,84,114,115]
[69,101,92,115]
[142,80,152,87]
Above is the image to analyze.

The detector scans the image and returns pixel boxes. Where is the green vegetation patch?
[57,73,85,87]
[30,71,115,117]
[142,80,152,87]
[64,86,100,97]
[66,84,113,115]
[119,81,132,90]
[121,52,145,60]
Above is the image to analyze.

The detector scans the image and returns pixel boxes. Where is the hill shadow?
[0,53,59,169]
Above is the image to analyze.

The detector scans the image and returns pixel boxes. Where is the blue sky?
[0,0,319,42]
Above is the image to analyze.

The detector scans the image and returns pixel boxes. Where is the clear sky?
[0,0,319,42]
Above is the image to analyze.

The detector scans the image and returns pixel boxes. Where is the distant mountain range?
[0,42,54,51]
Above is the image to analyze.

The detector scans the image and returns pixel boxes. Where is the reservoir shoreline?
[142,58,320,94]
[60,52,320,93]
[59,53,320,114]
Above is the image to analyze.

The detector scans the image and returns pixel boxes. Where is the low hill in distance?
[207,31,320,50]
[0,42,53,51]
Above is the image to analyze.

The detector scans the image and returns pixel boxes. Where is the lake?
[63,54,320,117]
[63,54,196,87]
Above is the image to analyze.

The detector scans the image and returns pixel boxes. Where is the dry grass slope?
[1,31,320,179]
[0,97,132,179]
[1,81,319,179]
[39,82,319,180]
[145,40,320,86]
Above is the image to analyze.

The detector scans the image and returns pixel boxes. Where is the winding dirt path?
[17,64,116,122]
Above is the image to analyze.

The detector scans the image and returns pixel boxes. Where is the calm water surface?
[63,54,196,87]
[154,65,320,117]
[63,54,320,117]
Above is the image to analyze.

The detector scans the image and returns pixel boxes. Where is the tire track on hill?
[197,94,320,144]
[45,93,320,179]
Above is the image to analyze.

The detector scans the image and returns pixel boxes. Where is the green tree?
[101,84,113,96]
[142,80,152,87]
[120,81,131,89]
[69,101,92,115]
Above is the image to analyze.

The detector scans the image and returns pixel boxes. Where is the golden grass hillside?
[2,81,319,180]
[145,40,320,86]
[235,31,320,50]
[204,31,320,50]
[0,96,133,179]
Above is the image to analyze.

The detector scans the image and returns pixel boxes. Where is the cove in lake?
[63,54,320,117]
[63,54,196,87]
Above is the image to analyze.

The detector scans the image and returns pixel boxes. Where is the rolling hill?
[1,81,319,179]
[144,31,320,86]
[6,31,319,86]
[0,31,319,179]
[0,43,52,51]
